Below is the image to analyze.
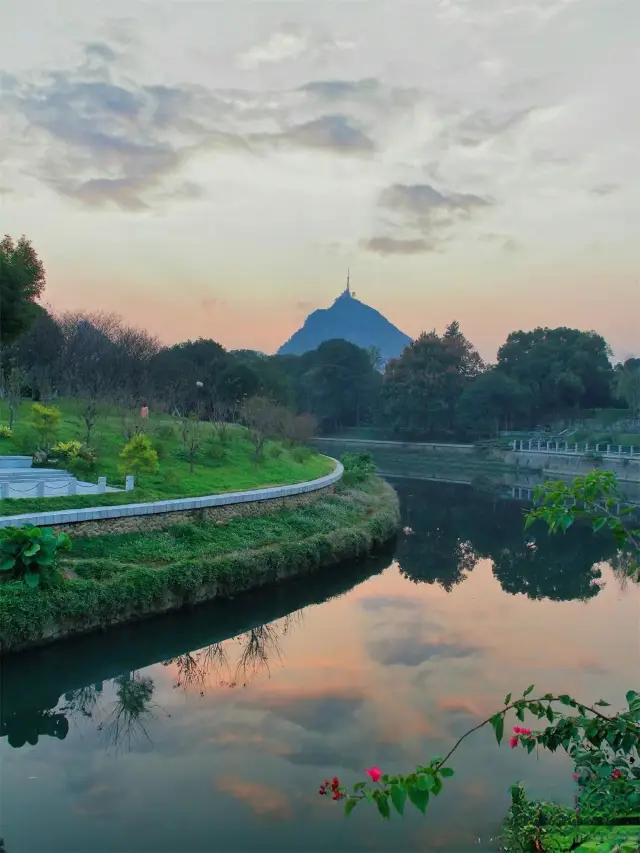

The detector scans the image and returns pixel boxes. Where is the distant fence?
[511,440,640,458]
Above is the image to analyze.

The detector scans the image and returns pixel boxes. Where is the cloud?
[368,637,476,667]
[215,776,293,821]
[280,114,375,154]
[358,595,424,612]
[236,23,355,70]
[363,236,435,256]
[300,78,381,101]
[363,182,490,254]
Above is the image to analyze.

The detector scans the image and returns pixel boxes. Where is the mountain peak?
[277,275,412,362]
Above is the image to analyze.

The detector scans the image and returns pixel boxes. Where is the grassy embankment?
[0,399,333,516]
[0,472,400,652]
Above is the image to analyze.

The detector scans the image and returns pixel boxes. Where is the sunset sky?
[1,0,638,361]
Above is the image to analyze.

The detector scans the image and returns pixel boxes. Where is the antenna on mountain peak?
[346,268,350,294]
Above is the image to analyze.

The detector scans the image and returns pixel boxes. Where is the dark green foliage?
[0,479,399,651]
[0,525,71,587]
[0,234,46,346]
[340,452,377,486]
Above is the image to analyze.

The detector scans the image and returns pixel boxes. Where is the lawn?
[0,398,334,516]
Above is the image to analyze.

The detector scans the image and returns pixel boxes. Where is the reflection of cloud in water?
[357,595,423,612]
[368,636,477,667]
[215,775,293,821]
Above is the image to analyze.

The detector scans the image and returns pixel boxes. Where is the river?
[1,476,638,853]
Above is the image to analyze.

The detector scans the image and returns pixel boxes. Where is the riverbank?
[313,437,640,483]
[0,475,400,653]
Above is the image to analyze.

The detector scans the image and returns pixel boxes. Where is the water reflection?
[1,479,637,853]
[393,480,616,600]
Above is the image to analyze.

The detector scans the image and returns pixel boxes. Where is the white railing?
[0,475,133,500]
[511,440,640,458]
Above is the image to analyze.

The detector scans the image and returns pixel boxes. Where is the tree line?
[2,234,638,439]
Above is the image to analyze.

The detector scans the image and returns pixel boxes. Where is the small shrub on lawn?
[0,425,12,439]
[119,433,159,482]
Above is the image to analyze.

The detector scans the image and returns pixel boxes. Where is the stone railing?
[0,458,343,529]
[0,475,133,500]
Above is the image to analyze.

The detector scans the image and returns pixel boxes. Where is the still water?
[1,478,638,853]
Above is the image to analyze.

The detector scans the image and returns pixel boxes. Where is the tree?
[179,414,206,474]
[382,322,484,434]
[615,359,640,417]
[302,339,381,432]
[495,327,614,421]
[8,305,63,400]
[119,434,159,483]
[0,235,46,395]
[241,396,283,461]
[455,369,532,435]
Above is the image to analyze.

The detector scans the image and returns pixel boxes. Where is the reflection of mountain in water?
[393,479,616,601]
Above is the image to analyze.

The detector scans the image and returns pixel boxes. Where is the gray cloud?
[5,43,385,209]
[280,114,375,154]
[368,637,476,667]
[299,78,380,101]
[358,596,424,612]
[363,236,435,256]
[363,182,490,255]
[380,183,489,216]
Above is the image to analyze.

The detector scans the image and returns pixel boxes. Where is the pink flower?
[509,736,519,748]
[365,767,382,783]
[572,773,580,781]
[513,726,532,735]
[612,769,622,780]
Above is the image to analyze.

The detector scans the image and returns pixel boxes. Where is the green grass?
[0,398,333,516]
[0,477,400,652]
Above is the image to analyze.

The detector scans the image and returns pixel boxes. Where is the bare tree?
[7,365,24,428]
[179,413,206,473]
[209,397,235,444]
[241,396,283,461]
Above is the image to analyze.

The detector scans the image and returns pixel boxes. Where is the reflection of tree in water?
[60,683,104,719]
[164,612,301,694]
[393,479,619,602]
[0,709,69,748]
[96,672,157,752]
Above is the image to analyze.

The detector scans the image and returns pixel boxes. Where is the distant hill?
[278,284,412,363]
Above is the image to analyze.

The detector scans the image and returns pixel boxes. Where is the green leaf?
[505,693,512,705]
[24,571,40,588]
[23,543,41,557]
[439,768,454,778]
[0,557,16,571]
[353,781,366,793]
[592,517,607,532]
[626,690,639,706]
[417,774,434,792]
[344,798,358,817]
[374,793,391,820]
[390,785,406,816]
[491,713,505,744]
[523,684,535,697]
[407,785,429,815]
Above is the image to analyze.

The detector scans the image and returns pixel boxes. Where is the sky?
[1,0,638,361]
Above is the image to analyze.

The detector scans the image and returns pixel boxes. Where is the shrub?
[292,445,311,463]
[204,439,227,464]
[51,440,83,460]
[341,452,376,486]
[0,525,71,587]
[268,443,284,459]
[119,433,159,482]
[161,469,181,489]
[0,425,12,439]
[67,456,97,479]
[154,423,176,441]
[30,403,61,448]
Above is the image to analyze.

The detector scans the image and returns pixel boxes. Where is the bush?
[292,445,311,463]
[341,452,376,486]
[51,440,83,460]
[0,525,71,587]
[12,427,39,456]
[0,425,12,439]
[154,424,176,441]
[119,433,159,482]
[67,456,98,479]
[268,443,284,459]
[161,469,181,489]
[204,439,227,464]
[30,403,61,448]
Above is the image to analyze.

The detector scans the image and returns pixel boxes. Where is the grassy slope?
[0,399,333,516]
[0,477,400,651]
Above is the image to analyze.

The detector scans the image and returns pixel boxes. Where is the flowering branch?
[320,687,640,821]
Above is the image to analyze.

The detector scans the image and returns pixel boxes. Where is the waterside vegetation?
[0,457,399,652]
